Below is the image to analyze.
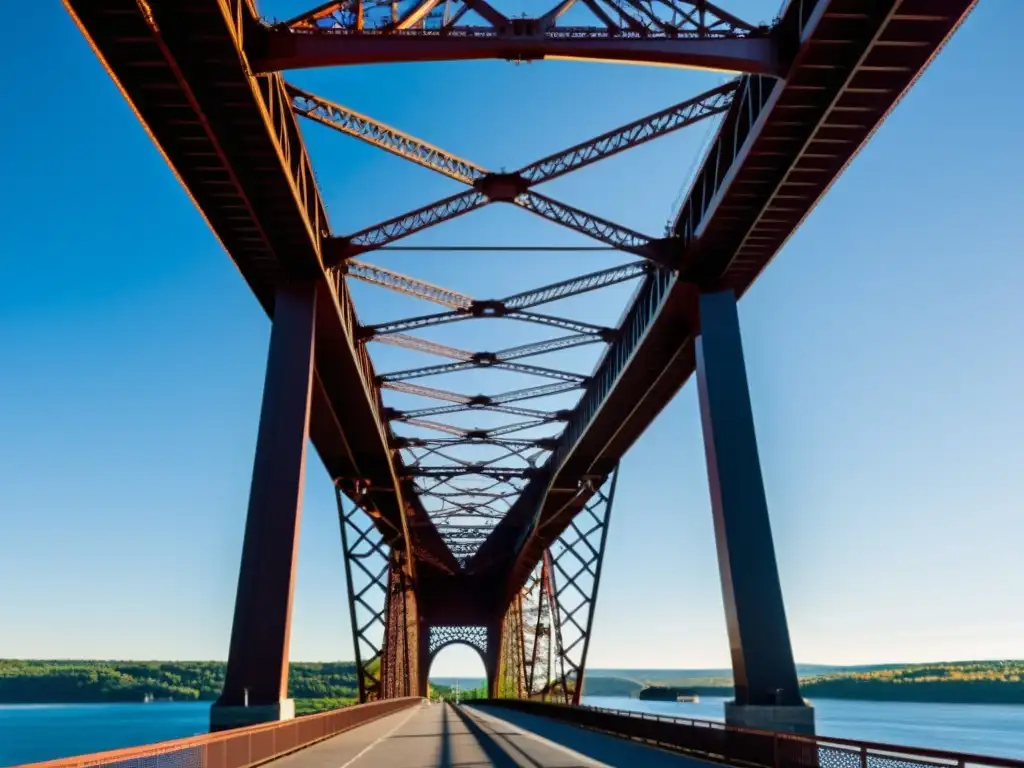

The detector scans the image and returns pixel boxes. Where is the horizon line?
[4,656,1022,667]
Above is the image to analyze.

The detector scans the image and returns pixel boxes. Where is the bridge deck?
[269,701,706,767]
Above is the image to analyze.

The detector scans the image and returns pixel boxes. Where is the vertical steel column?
[695,289,803,708]
[485,621,504,698]
[381,551,419,698]
[214,281,317,726]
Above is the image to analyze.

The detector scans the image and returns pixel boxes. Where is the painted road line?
[336,703,424,768]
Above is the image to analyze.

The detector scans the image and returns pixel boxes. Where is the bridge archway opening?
[427,626,488,699]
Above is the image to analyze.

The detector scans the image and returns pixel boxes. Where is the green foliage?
[0,660,358,704]
[294,697,356,716]
[583,661,1024,705]
[430,682,487,701]
[460,684,488,701]
[5,659,1022,707]
[803,660,1024,685]
[799,661,1024,704]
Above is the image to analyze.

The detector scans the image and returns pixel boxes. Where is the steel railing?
[479,699,1024,768]
[13,698,422,768]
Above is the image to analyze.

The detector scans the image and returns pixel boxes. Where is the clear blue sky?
[1,1,1022,679]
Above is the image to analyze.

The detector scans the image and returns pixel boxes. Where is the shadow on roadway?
[468,704,708,768]
[450,704,544,767]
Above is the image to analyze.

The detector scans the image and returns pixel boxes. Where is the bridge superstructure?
[62,0,975,738]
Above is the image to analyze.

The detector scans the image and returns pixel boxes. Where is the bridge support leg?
[211,281,317,731]
[695,289,814,736]
[380,551,421,699]
[485,622,504,698]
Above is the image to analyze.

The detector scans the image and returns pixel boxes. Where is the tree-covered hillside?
[4,659,1023,706]
[582,661,1024,704]
[0,660,359,703]
[800,661,1024,704]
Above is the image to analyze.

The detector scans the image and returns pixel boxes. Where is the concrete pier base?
[210,699,295,731]
[725,700,815,735]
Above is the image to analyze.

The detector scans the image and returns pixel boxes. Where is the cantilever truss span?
[62,0,979,708]
[286,39,740,569]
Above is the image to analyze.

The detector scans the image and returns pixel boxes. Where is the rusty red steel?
[11,699,422,768]
[481,699,1024,768]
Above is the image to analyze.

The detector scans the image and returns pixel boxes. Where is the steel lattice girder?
[400,439,550,470]
[294,83,735,265]
[254,0,778,76]
[346,260,475,310]
[366,308,611,338]
[274,0,759,36]
[384,380,581,410]
[428,625,488,657]
[351,259,648,324]
[520,557,557,698]
[392,403,565,421]
[381,360,586,385]
[335,485,394,702]
[545,467,617,705]
[375,332,602,364]
[258,32,779,76]
[337,484,421,699]
[498,593,527,699]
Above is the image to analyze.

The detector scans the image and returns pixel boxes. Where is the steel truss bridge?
[62,0,975,738]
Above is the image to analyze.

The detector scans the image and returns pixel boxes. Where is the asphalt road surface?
[264,701,711,767]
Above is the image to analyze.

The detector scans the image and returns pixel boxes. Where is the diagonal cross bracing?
[496,334,603,360]
[381,380,472,403]
[394,403,563,420]
[294,82,735,263]
[502,261,649,310]
[514,193,661,257]
[341,190,488,255]
[517,82,735,185]
[373,333,599,363]
[347,261,474,310]
[288,85,486,185]
[364,307,611,337]
[382,360,587,384]
[278,1,357,30]
[373,333,475,361]
[360,260,646,339]
[587,0,756,35]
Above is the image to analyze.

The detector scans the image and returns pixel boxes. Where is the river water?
[579,696,1024,760]
[1,697,1023,767]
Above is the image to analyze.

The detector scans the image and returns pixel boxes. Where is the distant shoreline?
[581,660,1024,706]
[583,687,1024,706]
[2,659,1022,708]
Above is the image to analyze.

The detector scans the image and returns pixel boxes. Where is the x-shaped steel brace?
[289,81,736,267]
[278,0,759,39]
